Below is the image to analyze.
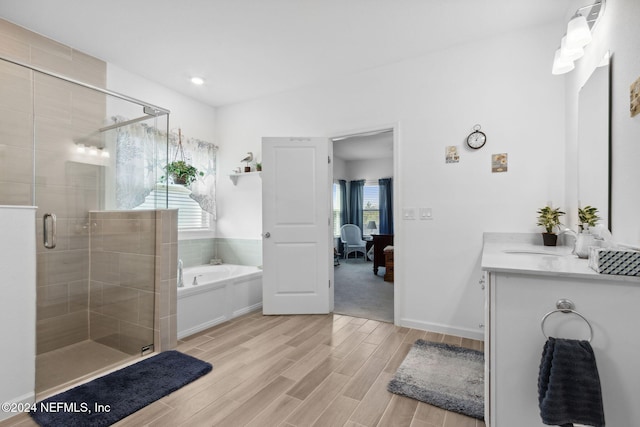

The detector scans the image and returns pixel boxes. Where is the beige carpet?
[334,259,393,322]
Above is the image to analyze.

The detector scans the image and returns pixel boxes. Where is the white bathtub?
[177,264,263,339]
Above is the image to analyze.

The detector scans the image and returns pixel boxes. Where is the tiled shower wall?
[0,19,109,354]
[0,18,107,206]
[0,19,176,355]
[179,238,262,268]
[89,210,177,355]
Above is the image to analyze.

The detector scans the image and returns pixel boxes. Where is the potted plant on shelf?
[578,205,600,233]
[536,205,565,246]
[255,162,262,172]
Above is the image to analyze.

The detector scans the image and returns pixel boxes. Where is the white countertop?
[481,233,640,283]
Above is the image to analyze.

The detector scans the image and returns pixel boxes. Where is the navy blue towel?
[538,337,605,427]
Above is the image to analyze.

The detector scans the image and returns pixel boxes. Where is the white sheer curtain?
[115,118,160,209]
[115,117,218,219]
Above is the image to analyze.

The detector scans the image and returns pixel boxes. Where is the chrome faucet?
[177,259,184,288]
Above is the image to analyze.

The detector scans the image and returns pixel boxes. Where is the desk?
[371,234,393,275]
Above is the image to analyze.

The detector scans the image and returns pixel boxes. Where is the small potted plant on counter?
[578,205,600,233]
[574,205,601,258]
[536,205,565,246]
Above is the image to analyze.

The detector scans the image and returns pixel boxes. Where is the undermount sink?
[502,249,568,256]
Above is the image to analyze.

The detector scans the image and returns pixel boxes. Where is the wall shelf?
[229,171,261,185]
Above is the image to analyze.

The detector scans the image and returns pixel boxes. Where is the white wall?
[106,64,217,149]
[216,23,565,338]
[0,206,36,418]
[333,156,347,180]
[564,0,640,247]
[341,158,393,182]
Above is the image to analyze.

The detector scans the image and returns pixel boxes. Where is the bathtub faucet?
[177,259,184,288]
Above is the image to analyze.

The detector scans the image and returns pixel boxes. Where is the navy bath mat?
[30,350,212,426]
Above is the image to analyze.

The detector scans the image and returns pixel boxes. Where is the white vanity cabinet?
[482,237,640,427]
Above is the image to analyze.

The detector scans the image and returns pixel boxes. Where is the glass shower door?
[32,71,167,394]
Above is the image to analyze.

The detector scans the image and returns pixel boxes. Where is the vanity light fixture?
[566,13,592,48]
[190,76,204,85]
[552,49,575,75]
[552,0,605,75]
[75,142,109,158]
[560,36,584,61]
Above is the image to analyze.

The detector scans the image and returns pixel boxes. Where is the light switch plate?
[403,207,416,220]
[419,208,433,220]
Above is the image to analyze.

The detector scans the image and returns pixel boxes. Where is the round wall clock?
[466,124,486,149]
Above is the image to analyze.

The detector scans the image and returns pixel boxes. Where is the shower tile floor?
[36,340,134,396]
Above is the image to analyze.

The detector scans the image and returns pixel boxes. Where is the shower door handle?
[43,213,57,249]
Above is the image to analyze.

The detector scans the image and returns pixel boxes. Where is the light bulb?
[560,36,584,61]
[552,48,575,75]
[566,14,592,48]
[190,77,204,85]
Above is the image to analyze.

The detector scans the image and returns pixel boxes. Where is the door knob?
[263,232,271,238]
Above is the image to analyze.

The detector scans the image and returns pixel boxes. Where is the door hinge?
[328,156,331,164]
[329,279,331,288]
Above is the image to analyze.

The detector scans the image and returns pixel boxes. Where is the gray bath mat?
[388,339,484,420]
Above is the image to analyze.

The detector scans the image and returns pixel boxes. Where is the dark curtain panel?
[379,178,394,234]
[339,179,348,229]
[349,179,365,232]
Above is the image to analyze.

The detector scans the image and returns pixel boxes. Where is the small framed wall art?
[445,145,460,163]
[492,153,508,173]
[631,75,640,117]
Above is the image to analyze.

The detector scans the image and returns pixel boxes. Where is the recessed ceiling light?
[190,77,204,85]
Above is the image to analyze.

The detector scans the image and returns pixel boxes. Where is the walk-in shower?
[0,47,175,396]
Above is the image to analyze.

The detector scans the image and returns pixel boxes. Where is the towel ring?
[541,307,594,343]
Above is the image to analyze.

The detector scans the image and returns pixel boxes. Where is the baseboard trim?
[0,391,35,421]
[233,302,263,318]
[399,317,484,341]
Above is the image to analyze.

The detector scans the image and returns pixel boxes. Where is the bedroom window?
[363,184,379,236]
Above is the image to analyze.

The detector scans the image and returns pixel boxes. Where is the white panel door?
[262,137,332,314]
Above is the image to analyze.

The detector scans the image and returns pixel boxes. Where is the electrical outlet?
[419,208,433,220]
[403,208,416,220]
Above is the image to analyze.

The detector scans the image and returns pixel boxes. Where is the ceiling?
[0,0,570,108]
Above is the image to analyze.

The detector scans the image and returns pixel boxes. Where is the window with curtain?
[349,179,365,232]
[114,117,218,230]
[332,182,342,236]
[379,177,393,234]
[363,183,380,236]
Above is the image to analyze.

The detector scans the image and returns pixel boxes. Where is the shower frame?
[0,49,178,395]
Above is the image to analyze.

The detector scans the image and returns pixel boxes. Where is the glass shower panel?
[32,71,168,393]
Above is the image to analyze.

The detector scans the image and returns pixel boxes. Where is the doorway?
[332,128,394,322]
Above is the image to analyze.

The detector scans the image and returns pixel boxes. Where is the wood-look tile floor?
[3,312,486,427]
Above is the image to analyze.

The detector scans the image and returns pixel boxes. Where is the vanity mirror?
[577,52,611,231]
